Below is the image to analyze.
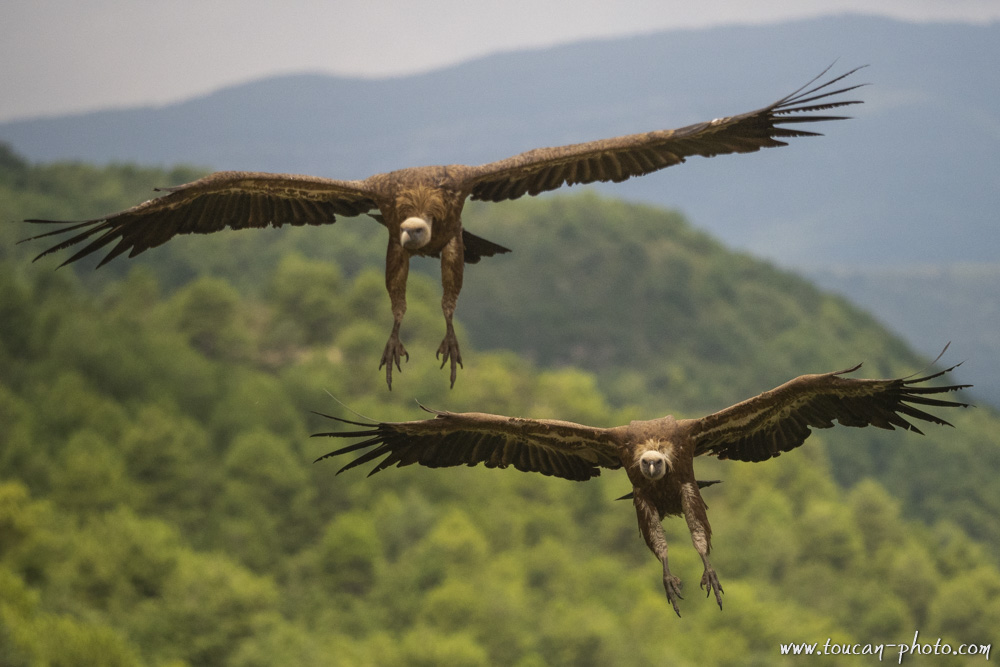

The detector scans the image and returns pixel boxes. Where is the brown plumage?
[313,359,970,616]
[22,66,864,389]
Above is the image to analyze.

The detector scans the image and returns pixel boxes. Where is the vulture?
[22,66,864,389]
[313,359,970,616]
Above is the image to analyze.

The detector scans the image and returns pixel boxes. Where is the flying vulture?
[22,66,864,389]
[313,360,969,616]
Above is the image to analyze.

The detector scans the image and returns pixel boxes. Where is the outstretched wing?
[22,171,379,267]
[461,65,865,203]
[686,363,971,462]
[313,406,621,481]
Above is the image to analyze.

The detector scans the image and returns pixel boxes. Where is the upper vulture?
[313,358,969,616]
[22,66,864,389]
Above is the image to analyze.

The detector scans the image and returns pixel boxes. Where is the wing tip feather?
[694,352,970,461]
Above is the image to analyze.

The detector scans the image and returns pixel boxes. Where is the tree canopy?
[1,147,997,664]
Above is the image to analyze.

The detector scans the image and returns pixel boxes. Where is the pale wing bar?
[691,363,970,463]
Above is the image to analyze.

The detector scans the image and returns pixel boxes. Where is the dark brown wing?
[313,406,621,481]
[461,65,865,203]
[684,363,971,462]
[22,171,379,267]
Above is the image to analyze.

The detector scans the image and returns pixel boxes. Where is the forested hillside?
[2,149,998,664]
[3,16,998,270]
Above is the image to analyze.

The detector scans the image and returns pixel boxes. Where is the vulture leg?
[436,235,465,388]
[635,495,684,617]
[680,480,723,610]
[381,241,410,389]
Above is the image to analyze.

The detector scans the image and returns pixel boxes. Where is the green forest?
[1,143,998,665]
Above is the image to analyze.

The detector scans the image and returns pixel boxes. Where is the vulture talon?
[664,573,684,617]
[22,67,865,389]
[700,566,724,610]
[436,332,464,388]
[315,357,968,613]
[379,333,408,390]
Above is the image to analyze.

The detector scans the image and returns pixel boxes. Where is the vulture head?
[400,216,431,250]
[637,441,674,481]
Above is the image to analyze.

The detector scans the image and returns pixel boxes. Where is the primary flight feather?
[22,65,865,389]
[314,358,969,616]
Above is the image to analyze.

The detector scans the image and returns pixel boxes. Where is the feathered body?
[314,360,970,615]
[23,66,865,388]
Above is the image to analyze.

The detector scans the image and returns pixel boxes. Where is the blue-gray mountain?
[2,14,996,401]
[3,15,996,267]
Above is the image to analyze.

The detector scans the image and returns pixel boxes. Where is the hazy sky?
[4,0,999,122]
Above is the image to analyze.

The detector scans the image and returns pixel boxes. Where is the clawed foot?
[436,330,463,388]
[663,573,684,617]
[379,332,408,390]
[700,566,724,610]
[662,566,722,615]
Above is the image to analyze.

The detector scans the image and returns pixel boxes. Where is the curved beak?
[400,216,431,250]
[639,451,668,481]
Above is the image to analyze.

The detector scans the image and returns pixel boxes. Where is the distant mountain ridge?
[2,14,997,403]
[2,14,997,269]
